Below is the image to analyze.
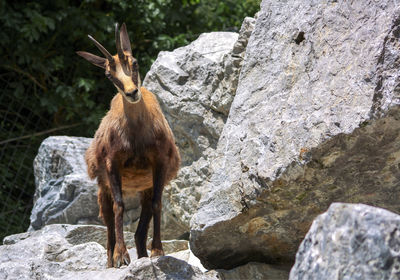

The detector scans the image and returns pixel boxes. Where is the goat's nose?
[126,89,138,97]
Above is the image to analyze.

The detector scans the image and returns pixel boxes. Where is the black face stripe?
[131,71,139,86]
[111,76,124,91]
[105,57,140,92]
[132,60,138,72]
[131,61,139,86]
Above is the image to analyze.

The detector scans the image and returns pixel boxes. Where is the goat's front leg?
[151,163,166,257]
[107,161,130,267]
[98,186,115,268]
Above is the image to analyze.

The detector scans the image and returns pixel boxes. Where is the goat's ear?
[119,23,132,55]
[76,51,107,69]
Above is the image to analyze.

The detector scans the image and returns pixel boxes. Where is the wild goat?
[77,23,180,268]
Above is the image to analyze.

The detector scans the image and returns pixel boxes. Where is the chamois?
[77,23,180,268]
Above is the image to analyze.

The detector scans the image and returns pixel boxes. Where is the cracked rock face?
[190,0,400,270]
[289,203,400,280]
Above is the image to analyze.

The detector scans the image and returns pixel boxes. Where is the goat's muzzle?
[124,89,141,103]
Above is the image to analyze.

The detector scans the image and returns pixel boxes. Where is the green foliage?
[1,0,260,131]
[0,0,260,240]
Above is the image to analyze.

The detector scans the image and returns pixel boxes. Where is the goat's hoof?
[137,251,149,259]
[150,248,164,258]
[107,259,113,268]
[113,246,131,268]
[107,250,114,268]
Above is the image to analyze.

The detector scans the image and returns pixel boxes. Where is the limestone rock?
[190,0,400,269]
[1,224,214,280]
[156,20,256,239]
[0,225,107,280]
[168,249,206,272]
[63,257,215,280]
[158,240,189,255]
[29,136,141,232]
[210,17,257,116]
[216,262,290,280]
[4,224,136,249]
[143,32,239,165]
[161,152,216,239]
[289,203,400,280]
[146,239,189,255]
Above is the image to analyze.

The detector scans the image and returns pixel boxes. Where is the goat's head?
[77,23,141,104]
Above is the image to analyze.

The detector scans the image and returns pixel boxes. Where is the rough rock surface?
[289,203,400,280]
[62,256,213,280]
[0,224,205,280]
[190,0,400,269]
[1,225,108,280]
[1,224,284,280]
[210,17,257,116]
[29,136,141,232]
[4,224,136,249]
[155,19,256,239]
[216,262,290,280]
[147,239,189,255]
[161,153,215,239]
[143,32,238,166]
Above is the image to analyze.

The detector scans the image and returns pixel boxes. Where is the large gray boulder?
[146,21,256,239]
[143,31,239,165]
[1,225,108,280]
[289,203,400,280]
[29,136,141,232]
[190,0,400,269]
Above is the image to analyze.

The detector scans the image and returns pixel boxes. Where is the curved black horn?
[115,23,124,61]
[88,35,114,62]
[115,22,130,75]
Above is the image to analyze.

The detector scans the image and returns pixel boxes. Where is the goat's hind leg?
[98,186,115,268]
[151,163,166,257]
[135,189,153,258]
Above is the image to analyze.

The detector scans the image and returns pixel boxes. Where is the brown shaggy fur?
[85,87,180,267]
[85,88,180,192]
[78,23,180,268]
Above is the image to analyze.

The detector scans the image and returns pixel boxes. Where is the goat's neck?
[122,94,148,125]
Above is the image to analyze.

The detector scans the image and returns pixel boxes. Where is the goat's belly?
[121,168,153,194]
